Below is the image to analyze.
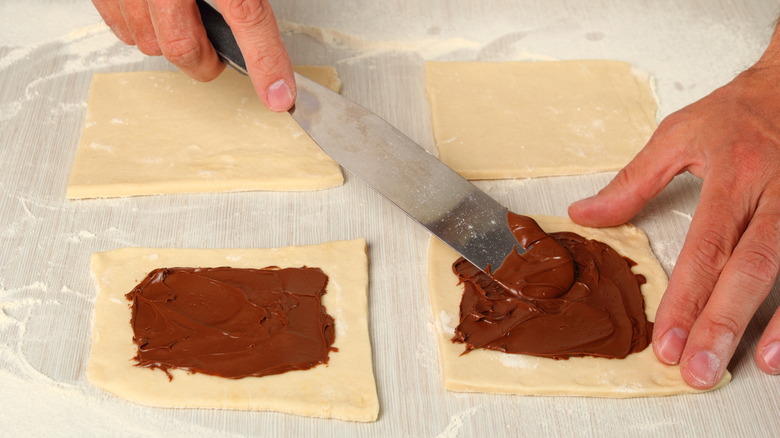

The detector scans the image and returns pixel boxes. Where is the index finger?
[680,202,780,388]
[652,171,749,365]
[215,0,295,111]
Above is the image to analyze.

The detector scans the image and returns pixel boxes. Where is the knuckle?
[656,110,695,141]
[679,294,706,322]
[657,111,684,132]
[734,242,780,287]
[691,229,733,274]
[617,166,653,204]
[223,0,273,27]
[662,283,707,324]
[611,167,633,191]
[251,47,287,74]
[136,37,162,56]
[702,313,743,347]
[161,37,203,68]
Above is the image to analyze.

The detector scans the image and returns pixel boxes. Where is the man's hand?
[569,57,780,388]
[91,0,295,111]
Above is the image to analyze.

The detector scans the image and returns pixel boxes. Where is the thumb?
[568,129,687,227]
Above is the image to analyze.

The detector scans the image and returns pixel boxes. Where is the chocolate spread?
[452,213,653,359]
[126,266,335,379]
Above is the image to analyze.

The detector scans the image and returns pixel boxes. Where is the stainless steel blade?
[196,0,521,272]
[290,74,521,271]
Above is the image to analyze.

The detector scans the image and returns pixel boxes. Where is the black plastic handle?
[196,0,248,74]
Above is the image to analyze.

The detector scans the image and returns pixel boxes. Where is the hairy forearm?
[734,19,780,104]
[755,19,780,68]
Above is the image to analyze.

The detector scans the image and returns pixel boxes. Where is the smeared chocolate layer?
[452,213,652,359]
[126,266,335,379]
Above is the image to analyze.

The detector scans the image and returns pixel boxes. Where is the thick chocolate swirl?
[452,213,653,359]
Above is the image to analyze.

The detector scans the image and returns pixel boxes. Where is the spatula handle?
[196,0,248,75]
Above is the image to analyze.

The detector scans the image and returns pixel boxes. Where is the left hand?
[568,64,780,389]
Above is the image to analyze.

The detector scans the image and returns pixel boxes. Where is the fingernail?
[656,327,688,365]
[266,79,294,111]
[761,341,780,374]
[687,350,720,387]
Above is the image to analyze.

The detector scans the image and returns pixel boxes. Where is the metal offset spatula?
[196,0,522,273]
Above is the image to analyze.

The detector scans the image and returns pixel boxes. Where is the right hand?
[569,64,780,389]
[91,0,296,111]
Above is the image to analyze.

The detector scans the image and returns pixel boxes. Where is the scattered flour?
[0,285,231,438]
[497,353,540,369]
[1,1,775,436]
[650,240,680,271]
[1,19,145,123]
[0,0,98,47]
[279,19,482,63]
[671,209,693,221]
[0,365,241,438]
[436,407,478,438]
[66,230,97,244]
[1,281,50,295]
[415,341,438,371]
[438,310,455,337]
[613,382,646,393]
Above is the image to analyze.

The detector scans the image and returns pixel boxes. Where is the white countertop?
[2,0,779,436]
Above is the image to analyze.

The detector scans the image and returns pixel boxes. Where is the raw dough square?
[428,216,730,397]
[87,240,379,422]
[67,66,343,199]
[425,60,658,179]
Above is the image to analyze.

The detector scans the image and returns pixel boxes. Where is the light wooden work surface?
[1,0,779,436]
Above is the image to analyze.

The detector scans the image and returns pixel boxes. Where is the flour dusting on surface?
[1,0,776,435]
[438,310,455,336]
[436,408,478,438]
[280,19,483,62]
[497,352,541,369]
